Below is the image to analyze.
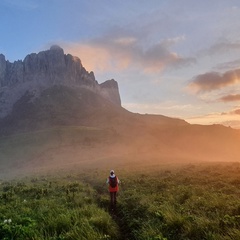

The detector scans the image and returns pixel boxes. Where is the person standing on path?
[106,170,120,208]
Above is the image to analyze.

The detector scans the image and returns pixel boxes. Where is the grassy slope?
[1,162,240,240]
[0,126,119,178]
[1,121,240,179]
[81,162,240,240]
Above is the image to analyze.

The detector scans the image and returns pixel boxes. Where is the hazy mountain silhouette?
[0,46,239,177]
[0,46,186,135]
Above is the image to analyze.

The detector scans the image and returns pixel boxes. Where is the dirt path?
[109,206,132,240]
[94,188,131,240]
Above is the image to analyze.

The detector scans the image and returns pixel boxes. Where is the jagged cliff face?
[0,45,121,118]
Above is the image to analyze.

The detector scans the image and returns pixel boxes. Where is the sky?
[1,0,240,128]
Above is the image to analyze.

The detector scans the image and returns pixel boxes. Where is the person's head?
[110,170,114,176]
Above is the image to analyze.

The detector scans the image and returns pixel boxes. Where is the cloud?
[206,41,240,55]
[188,68,240,93]
[214,59,240,71]
[62,33,195,74]
[123,102,192,112]
[62,43,113,72]
[186,110,240,128]
[219,94,240,102]
[3,0,38,10]
[138,41,195,72]
[231,109,240,115]
[221,108,240,116]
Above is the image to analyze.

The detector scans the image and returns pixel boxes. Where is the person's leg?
[113,192,117,205]
[110,192,114,207]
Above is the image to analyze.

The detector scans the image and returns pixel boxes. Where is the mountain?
[0,46,239,177]
[0,45,185,136]
[0,45,120,118]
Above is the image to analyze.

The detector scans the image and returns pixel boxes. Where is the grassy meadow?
[1,126,240,239]
[0,126,121,177]
[0,162,240,239]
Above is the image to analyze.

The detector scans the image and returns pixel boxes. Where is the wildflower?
[3,219,11,224]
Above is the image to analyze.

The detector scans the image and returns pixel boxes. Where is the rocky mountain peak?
[50,44,64,51]
[0,46,121,118]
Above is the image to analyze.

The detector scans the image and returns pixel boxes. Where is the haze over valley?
[0,46,239,178]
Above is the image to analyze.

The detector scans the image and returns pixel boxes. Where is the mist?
[1,115,240,180]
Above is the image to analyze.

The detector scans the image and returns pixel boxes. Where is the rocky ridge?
[0,45,121,118]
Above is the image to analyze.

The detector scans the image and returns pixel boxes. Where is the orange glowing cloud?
[61,35,195,74]
[231,109,240,115]
[62,41,137,73]
[189,69,240,93]
[219,94,240,102]
[186,110,240,128]
[62,43,112,72]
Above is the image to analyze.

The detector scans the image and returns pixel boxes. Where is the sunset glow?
[1,0,240,128]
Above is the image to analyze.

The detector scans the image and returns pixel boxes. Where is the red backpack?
[109,176,117,188]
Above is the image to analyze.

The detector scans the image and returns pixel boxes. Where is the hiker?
[106,170,120,208]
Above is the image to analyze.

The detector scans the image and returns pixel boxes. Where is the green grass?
[81,162,240,240]
[0,162,240,239]
[0,174,120,239]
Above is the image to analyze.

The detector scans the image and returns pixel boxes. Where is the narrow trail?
[80,176,133,239]
[106,204,132,240]
[94,188,131,240]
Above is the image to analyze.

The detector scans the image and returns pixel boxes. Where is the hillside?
[1,116,240,179]
[0,46,240,178]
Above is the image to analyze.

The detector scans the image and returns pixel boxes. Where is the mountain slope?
[0,86,116,134]
[0,46,240,177]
